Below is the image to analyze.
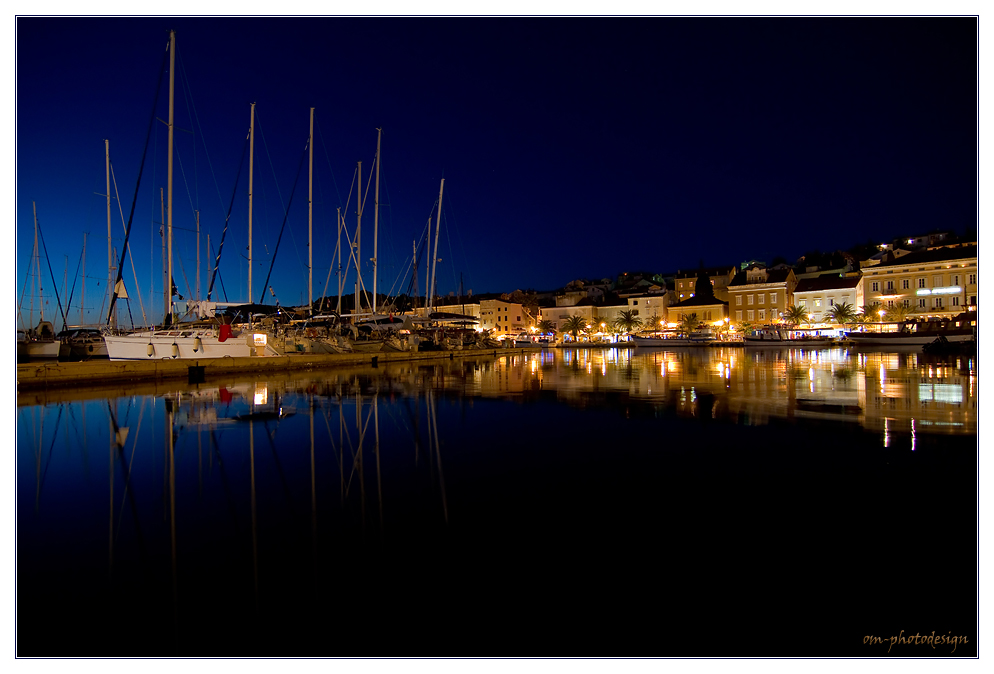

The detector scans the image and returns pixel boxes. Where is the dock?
[15,348,520,393]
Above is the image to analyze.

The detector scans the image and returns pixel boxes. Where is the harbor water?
[17,346,978,657]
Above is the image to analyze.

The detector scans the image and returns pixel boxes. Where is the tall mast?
[105,139,114,327]
[355,160,362,315]
[336,207,342,314]
[412,240,419,313]
[32,201,39,324]
[308,107,314,313]
[248,102,255,305]
[195,210,200,301]
[372,127,382,314]
[166,29,175,325]
[161,188,166,323]
[429,178,444,312]
[81,232,86,326]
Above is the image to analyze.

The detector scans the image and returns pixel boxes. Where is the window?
[798,300,806,308]
[933,275,943,287]
[952,297,960,306]
[758,294,765,304]
[815,299,821,308]
[829,299,835,306]
[934,297,943,308]
[747,310,755,321]
[886,280,894,291]
[970,296,976,305]
[903,299,910,308]
[919,298,927,308]
[736,310,743,321]
[902,279,910,289]
[969,274,976,285]
[736,295,742,305]
[871,282,879,292]
[632,310,639,316]
[758,309,766,321]
[633,300,638,305]
[770,293,777,305]
[888,300,894,308]
[748,295,754,305]
[952,275,959,286]
[918,278,926,288]
[516,316,521,321]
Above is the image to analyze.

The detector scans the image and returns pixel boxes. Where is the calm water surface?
[17,346,978,656]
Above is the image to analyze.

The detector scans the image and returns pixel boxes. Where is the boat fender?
[193,336,202,353]
[171,342,179,358]
[147,343,154,357]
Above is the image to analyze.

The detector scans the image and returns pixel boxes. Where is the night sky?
[15,16,978,326]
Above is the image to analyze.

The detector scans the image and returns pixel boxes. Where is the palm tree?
[561,315,588,342]
[827,301,857,329]
[884,304,917,323]
[857,304,882,324]
[537,319,555,335]
[783,304,810,328]
[613,309,643,335]
[679,313,701,337]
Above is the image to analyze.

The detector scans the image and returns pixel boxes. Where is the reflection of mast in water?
[167,397,179,651]
[427,390,448,524]
[250,417,259,614]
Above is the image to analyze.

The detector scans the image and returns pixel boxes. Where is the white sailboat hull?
[104,328,278,360]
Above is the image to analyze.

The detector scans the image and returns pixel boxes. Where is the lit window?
[770,293,777,304]
[748,295,754,305]
[758,294,765,304]
[758,309,765,321]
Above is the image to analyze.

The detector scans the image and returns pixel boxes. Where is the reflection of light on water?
[884,417,890,448]
[911,418,916,451]
[254,385,268,406]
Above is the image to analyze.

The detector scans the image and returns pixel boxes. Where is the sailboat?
[103,31,278,361]
[17,202,61,362]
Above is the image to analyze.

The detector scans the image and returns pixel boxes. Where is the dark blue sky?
[15,17,977,326]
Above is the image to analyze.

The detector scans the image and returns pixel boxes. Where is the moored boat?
[845,313,975,346]
[17,321,61,362]
[632,330,715,347]
[743,326,836,346]
[104,323,278,360]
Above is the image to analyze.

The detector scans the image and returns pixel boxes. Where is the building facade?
[728,267,797,325]
[859,244,977,319]
[479,299,528,336]
[792,276,863,324]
